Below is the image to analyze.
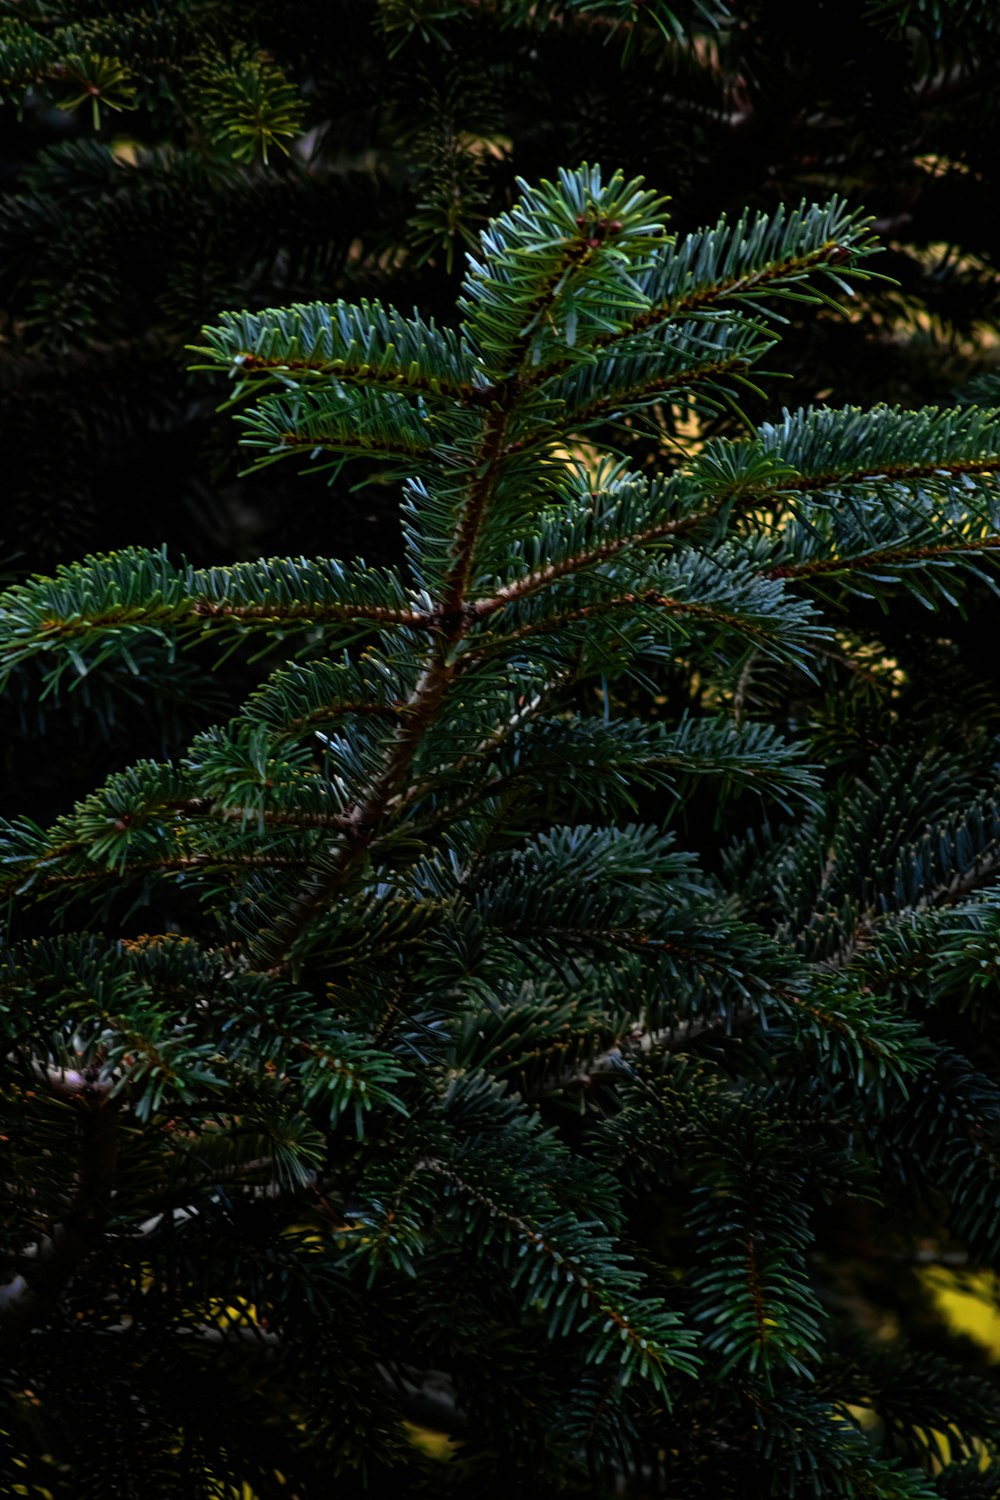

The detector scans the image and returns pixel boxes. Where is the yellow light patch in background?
[922,1267,1000,1359]
[403,1421,460,1462]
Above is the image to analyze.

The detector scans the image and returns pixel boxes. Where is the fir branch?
[415,1155,699,1393]
[523,198,881,393]
[193,300,480,403]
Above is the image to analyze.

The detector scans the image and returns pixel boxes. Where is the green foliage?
[6,160,1000,1497]
[195,44,306,165]
[0,9,300,146]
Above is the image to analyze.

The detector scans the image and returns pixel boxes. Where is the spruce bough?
[4,167,1000,1495]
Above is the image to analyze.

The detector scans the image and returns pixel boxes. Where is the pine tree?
[7,0,1000,843]
[4,0,1000,574]
[5,164,1000,1496]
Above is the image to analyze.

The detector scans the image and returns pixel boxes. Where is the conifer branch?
[253,312,533,964]
[769,534,1000,581]
[251,655,457,968]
